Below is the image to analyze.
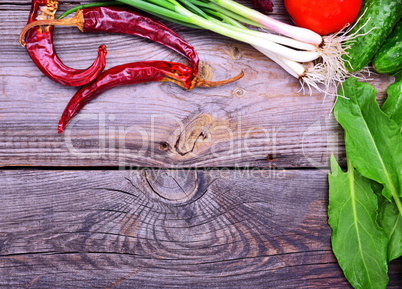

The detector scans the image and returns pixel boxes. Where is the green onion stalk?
[61,0,361,94]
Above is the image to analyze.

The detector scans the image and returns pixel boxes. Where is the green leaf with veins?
[334,77,402,203]
[378,199,402,261]
[328,156,389,289]
[382,71,402,128]
[373,180,402,261]
[378,73,402,261]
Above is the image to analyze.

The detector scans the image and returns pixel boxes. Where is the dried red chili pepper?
[82,6,199,76]
[20,6,199,76]
[23,0,107,86]
[57,61,243,133]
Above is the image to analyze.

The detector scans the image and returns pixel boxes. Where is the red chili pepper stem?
[190,71,244,90]
[20,10,85,46]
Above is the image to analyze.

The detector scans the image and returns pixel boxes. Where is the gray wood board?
[1,169,401,288]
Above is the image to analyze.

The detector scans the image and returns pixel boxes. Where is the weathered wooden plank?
[0,3,395,169]
[0,169,400,288]
[0,8,394,168]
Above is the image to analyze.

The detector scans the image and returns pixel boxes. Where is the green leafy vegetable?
[334,77,402,202]
[379,72,402,261]
[372,180,402,262]
[328,156,389,289]
[382,71,402,128]
[330,77,402,287]
[378,199,402,261]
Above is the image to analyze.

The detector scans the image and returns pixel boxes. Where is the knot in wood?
[159,141,170,151]
[233,87,245,97]
[144,170,199,203]
[174,113,214,156]
[229,45,243,60]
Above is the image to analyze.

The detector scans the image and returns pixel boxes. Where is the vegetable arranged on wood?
[24,0,107,86]
[377,75,402,263]
[329,77,402,288]
[328,156,389,289]
[101,0,364,93]
[20,1,243,133]
[284,0,362,36]
[20,5,200,77]
[57,61,243,133]
[334,79,402,203]
[343,0,402,72]
[373,22,402,75]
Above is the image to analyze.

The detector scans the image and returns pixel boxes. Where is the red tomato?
[284,0,362,35]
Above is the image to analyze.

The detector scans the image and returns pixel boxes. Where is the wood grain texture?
[0,169,400,288]
[1,1,400,287]
[0,3,394,168]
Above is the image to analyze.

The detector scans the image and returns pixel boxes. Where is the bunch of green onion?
[61,0,361,94]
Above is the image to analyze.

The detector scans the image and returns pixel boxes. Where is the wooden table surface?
[1,0,401,288]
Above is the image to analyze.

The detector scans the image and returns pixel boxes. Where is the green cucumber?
[343,0,402,72]
[373,22,402,75]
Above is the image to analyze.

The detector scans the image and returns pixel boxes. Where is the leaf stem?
[117,0,192,23]
[58,2,120,19]
[347,158,372,282]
